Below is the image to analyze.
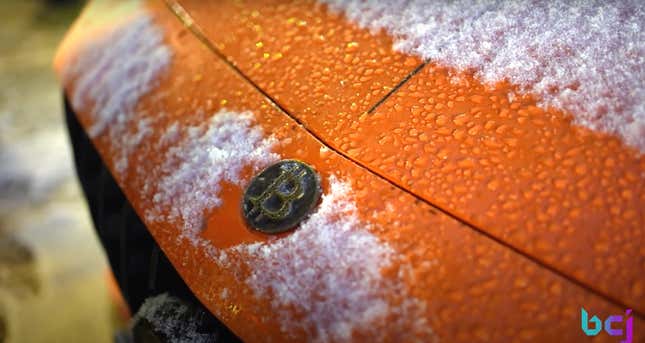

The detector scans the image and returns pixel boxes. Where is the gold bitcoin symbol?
[242,160,321,233]
[247,164,307,221]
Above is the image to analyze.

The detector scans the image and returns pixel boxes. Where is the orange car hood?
[54,0,644,341]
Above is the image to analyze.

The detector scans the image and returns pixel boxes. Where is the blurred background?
[0,0,116,341]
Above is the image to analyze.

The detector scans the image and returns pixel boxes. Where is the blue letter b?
[581,308,602,336]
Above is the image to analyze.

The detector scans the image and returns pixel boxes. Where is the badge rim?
[241,159,322,234]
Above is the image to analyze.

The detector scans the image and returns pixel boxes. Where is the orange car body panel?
[174,0,645,312]
[54,0,643,341]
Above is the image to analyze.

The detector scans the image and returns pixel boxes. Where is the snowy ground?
[0,1,113,342]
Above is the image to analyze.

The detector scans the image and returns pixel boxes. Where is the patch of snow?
[133,293,215,343]
[147,110,279,240]
[233,176,433,341]
[159,121,180,145]
[113,117,154,176]
[64,12,172,176]
[322,0,645,152]
[219,288,229,300]
[144,108,432,340]
[65,13,171,138]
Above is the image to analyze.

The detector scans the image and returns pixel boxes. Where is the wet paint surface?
[336,64,645,313]
[174,0,423,139]
[169,0,645,315]
[54,0,645,341]
[322,0,645,152]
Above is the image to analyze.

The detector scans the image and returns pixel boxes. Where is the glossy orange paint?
[54,0,644,341]
[340,65,645,313]
[171,0,645,315]
[174,0,423,133]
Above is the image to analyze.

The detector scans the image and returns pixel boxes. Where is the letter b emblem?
[242,160,321,234]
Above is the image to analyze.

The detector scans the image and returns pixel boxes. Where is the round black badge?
[242,160,322,234]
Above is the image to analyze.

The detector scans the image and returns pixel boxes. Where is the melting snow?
[234,176,433,341]
[146,109,432,341]
[148,110,279,239]
[322,0,645,151]
[58,3,440,338]
[133,293,215,343]
[64,13,172,175]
